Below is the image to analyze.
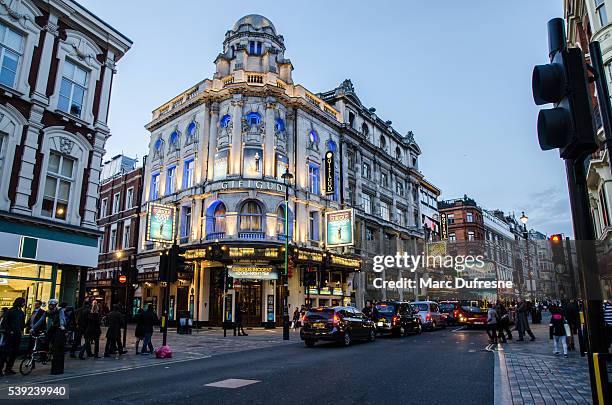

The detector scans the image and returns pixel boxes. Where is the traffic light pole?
[283,180,290,341]
[565,155,609,404]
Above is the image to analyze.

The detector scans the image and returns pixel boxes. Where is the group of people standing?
[486,299,536,344]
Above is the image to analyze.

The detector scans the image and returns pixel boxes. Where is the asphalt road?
[18,326,494,405]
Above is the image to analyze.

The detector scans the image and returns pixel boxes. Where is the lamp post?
[519,212,533,301]
[115,250,129,349]
[281,168,293,341]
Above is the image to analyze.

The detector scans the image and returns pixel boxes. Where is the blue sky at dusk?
[79,0,569,236]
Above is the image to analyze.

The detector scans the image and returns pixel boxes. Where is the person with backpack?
[550,305,569,357]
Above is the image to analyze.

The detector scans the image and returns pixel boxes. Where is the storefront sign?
[307,287,319,295]
[146,204,175,243]
[210,179,286,193]
[325,209,354,247]
[329,254,361,269]
[228,265,278,280]
[332,288,343,296]
[297,250,324,263]
[440,212,448,240]
[324,151,335,195]
[319,286,331,295]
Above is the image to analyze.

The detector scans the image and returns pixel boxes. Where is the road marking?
[205,379,260,388]
[451,327,465,332]
[0,355,212,390]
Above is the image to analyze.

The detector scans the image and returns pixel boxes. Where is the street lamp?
[519,212,534,301]
[281,168,293,341]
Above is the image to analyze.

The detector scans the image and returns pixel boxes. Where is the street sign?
[118,275,127,284]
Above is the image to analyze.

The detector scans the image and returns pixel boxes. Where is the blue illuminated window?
[187,122,196,137]
[249,41,262,55]
[308,163,320,194]
[275,118,285,132]
[166,166,176,194]
[246,112,261,126]
[309,130,318,144]
[150,173,160,200]
[220,114,231,128]
[183,158,194,189]
[170,131,179,146]
[326,139,336,152]
[154,138,162,151]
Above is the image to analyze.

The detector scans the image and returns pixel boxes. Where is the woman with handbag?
[549,305,569,358]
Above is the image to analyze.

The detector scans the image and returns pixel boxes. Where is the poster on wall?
[275,152,289,180]
[213,149,229,180]
[325,209,354,247]
[146,203,175,242]
[243,147,263,178]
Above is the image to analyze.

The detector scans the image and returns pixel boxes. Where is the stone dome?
[232,14,276,34]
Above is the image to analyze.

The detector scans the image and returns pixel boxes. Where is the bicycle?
[19,333,52,376]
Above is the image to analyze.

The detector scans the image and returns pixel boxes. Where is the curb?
[494,345,513,405]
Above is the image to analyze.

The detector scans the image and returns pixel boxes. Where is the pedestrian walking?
[292,307,300,329]
[139,305,158,355]
[0,298,25,375]
[80,300,101,359]
[104,305,125,357]
[550,306,569,357]
[235,303,248,336]
[516,299,535,341]
[0,307,8,376]
[134,308,144,354]
[563,300,579,351]
[495,302,512,341]
[70,301,89,358]
[486,303,499,344]
[46,299,67,375]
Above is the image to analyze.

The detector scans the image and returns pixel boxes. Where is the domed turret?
[232,14,276,35]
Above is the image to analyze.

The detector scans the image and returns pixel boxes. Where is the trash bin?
[177,310,193,334]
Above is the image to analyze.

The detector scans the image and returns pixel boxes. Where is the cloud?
[512,186,573,237]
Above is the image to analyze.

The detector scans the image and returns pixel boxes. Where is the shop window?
[183,158,195,189]
[41,151,74,220]
[239,201,263,232]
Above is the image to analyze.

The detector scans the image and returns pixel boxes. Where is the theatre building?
[135,15,423,326]
[0,0,130,310]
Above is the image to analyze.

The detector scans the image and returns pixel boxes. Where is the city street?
[1,328,493,404]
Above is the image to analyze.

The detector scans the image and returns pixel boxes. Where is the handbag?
[564,323,572,337]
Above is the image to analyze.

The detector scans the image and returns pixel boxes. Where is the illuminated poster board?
[326,209,354,247]
[275,152,289,180]
[146,204,175,242]
[243,147,263,178]
[213,149,229,180]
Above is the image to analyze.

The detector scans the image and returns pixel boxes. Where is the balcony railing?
[206,232,226,241]
[276,234,293,242]
[238,231,266,240]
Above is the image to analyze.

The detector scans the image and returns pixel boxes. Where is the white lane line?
[205,379,260,388]
[0,355,212,389]
[451,327,465,333]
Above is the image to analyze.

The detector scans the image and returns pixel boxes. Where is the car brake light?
[426,313,431,321]
[392,315,399,325]
[332,313,341,326]
[454,310,459,317]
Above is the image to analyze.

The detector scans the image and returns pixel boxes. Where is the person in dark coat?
[495,302,512,341]
[516,299,535,341]
[564,300,579,351]
[27,300,46,335]
[235,303,247,336]
[139,305,158,355]
[70,301,90,358]
[80,300,101,359]
[0,307,8,376]
[0,298,25,375]
[550,306,569,357]
[104,305,125,357]
[134,308,144,354]
[47,299,67,375]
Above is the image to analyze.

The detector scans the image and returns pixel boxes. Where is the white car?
[411,301,445,330]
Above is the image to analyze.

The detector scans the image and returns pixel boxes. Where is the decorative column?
[12,108,44,215]
[264,98,276,178]
[206,103,219,181]
[230,97,243,175]
[31,15,60,104]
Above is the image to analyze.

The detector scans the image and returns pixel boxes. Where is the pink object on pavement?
[155,345,172,358]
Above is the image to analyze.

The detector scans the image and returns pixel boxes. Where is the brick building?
[88,154,142,311]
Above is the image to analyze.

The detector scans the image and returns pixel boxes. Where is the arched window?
[213,203,226,233]
[276,205,294,238]
[170,131,179,147]
[309,130,318,145]
[395,146,402,159]
[326,139,337,152]
[275,118,285,132]
[246,112,261,126]
[379,135,386,150]
[187,122,197,137]
[239,201,263,232]
[220,114,231,128]
[154,138,163,150]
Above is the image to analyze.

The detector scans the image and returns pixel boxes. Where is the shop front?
[0,260,61,310]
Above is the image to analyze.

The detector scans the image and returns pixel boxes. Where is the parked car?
[373,301,422,337]
[411,301,445,330]
[300,306,376,347]
[439,301,461,326]
[456,305,487,327]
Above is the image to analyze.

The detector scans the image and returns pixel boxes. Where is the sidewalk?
[495,314,593,404]
[0,324,301,388]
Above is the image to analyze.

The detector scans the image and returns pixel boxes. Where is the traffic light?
[225,274,234,291]
[215,268,226,290]
[159,250,169,282]
[304,267,317,287]
[532,18,598,159]
[550,234,566,273]
[167,244,186,283]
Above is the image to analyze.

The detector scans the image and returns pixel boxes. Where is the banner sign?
[326,209,354,247]
[324,151,335,195]
[228,265,278,280]
[440,212,448,240]
[146,204,175,242]
[213,149,229,181]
